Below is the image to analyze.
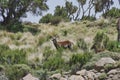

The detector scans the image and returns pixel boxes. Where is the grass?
[0,18,119,79]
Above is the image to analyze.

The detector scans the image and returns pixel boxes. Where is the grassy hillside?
[0,18,120,80]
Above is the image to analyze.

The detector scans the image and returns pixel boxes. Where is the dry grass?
[0,18,117,62]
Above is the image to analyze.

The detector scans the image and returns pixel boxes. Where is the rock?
[69,75,84,80]
[22,73,39,80]
[50,73,61,79]
[95,57,115,69]
[76,69,87,76]
[86,71,97,80]
[107,69,118,75]
[60,77,67,80]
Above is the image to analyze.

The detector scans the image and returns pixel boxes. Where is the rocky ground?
[49,57,120,80]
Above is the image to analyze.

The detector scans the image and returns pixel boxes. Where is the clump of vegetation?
[0,48,27,65]
[106,41,120,52]
[37,35,47,46]
[42,47,54,62]
[81,16,96,21]
[39,14,53,23]
[6,21,24,33]
[69,52,92,69]
[50,16,62,25]
[0,65,5,71]
[77,38,88,52]
[43,56,65,71]
[91,32,109,53]
[103,7,120,18]
[6,64,31,80]
[98,73,107,80]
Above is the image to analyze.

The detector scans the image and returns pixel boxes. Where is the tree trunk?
[117,30,120,42]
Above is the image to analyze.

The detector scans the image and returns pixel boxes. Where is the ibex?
[51,37,73,51]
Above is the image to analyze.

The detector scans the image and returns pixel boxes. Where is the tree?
[65,1,78,20]
[93,0,114,17]
[54,6,68,20]
[0,0,48,25]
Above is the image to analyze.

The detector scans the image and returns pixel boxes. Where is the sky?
[22,0,120,23]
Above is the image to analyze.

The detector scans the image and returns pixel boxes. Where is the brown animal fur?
[52,37,73,50]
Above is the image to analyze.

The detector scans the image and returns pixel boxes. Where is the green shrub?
[23,25,41,35]
[34,69,48,80]
[39,14,53,23]
[6,64,31,80]
[0,44,9,52]
[37,35,47,46]
[42,47,54,61]
[91,32,109,52]
[43,56,65,71]
[69,52,92,68]
[106,41,120,52]
[81,16,96,21]
[62,30,68,36]
[51,16,62,25]
[0,65,5,71]
[7,21,23,33]
[98,73,107,80]
[0,49,27,64]
[104,64,115,72]
[103,7,120,18]
[77,38,88,52]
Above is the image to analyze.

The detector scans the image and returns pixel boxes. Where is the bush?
[0,65,5,71]
[106,41,120,52]
[43,56,64,71]
[103,7,120,18]
[43,56,65,71]
[34,69,48,80]
[98,73,107,80]
[6,64,31,80]
[0,49,27,65]
[77,38,88,52]
[7,21,23,33]
[39,14,53,23]
[0,44,9,52]
[50,16,62,25]
[23,25,41,35]
[69,52,92,68]
[91,32,109,52]
[81,16,96,21]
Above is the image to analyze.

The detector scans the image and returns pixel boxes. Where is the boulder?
[76,69,87,76]
[50,73,61,79]
[107,69,118,75]
[95,57,115,69]
[69,75,84,80]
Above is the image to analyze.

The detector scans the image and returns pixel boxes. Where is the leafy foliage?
[77,38,88,52]
[102,7,120,18]
[106,41,120,52]
[39,14,53,23]
[81,16,96,21]
[43,56,65,71]
[69,52,92,68]
[50,16,62,25]
[0,0,48,25]
[0,45,27,65]
[91,32,109,53]
[6,64,31,80]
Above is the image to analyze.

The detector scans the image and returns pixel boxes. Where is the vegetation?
[103,7,120,18]
[0,0,48,25]
[0,0,120,79]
